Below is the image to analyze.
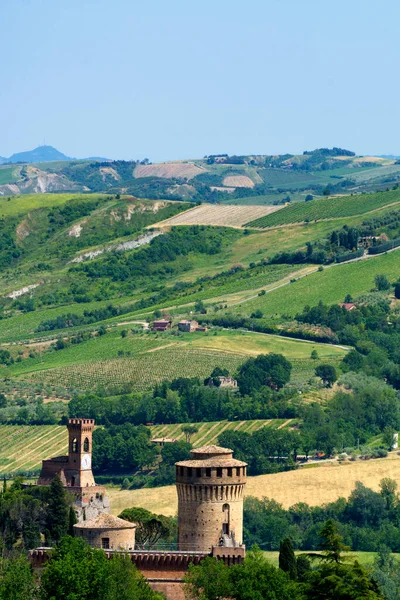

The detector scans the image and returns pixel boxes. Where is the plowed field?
[223,175,255,188]
[134,163,205,180]
[153,204,282,228]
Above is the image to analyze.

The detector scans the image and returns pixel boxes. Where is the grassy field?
[0,424,67,474]
[246,189,400,228]
[263,551,380,568]
[107,455,400,517]
[230,249,400,317]
[0,166,18,185]
[0,192,107,218]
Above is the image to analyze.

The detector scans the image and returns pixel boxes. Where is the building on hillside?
[217,376,238,388]
[152,319,172,331]
[178,319,198,333]
[151,437,179,447]
[37,418,110,521]
[339,302,357,311]
[176,445,247,553]
[74,513,136,550]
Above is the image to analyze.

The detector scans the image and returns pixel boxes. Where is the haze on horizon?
[1,0,399,162]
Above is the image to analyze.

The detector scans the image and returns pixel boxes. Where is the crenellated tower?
[176,445,247,553]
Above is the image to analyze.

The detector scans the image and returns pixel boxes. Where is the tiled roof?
[192,445,232,455]
[74,513,136,530]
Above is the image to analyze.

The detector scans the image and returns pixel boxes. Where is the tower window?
[227,467,232,477]
[217,467,223,478]
[206,468,211,477]
[187,467,192,477]
[236,467,241,477]
[196,468,201,477]
[83,437,90,452]
[71,438,78,453]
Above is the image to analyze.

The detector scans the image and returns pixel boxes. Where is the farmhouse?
[178,319,198,332]
[339,302,357,311]
[151,436,179,447]
[152,319,172,331]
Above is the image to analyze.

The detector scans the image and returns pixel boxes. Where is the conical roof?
[74,513,136,530]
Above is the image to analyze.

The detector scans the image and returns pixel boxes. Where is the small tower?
[67,418,95,488]
[176,445,247,553]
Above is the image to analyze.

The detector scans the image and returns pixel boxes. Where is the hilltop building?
[176,445,246,553]
[37,418,110,521]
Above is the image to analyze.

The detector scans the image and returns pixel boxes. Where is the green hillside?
[246,189,400,228]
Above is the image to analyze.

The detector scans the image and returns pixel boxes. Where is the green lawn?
[0,193,107,218]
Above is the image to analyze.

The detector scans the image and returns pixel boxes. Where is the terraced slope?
[245,189,400,228]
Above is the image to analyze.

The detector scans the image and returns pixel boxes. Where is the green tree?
[39,536,162,600]
[184,556,232,600]
[45,474,69,544]
[181,424,199,443]
[375,274,390,291]
[237,353,292,395]
[394,282,400,300]
[118,507,176,549]
[279,537,297,580]
[0,555,35,600]
[310,349,319,360]
[68,506,77,536]
[315,364,337,387]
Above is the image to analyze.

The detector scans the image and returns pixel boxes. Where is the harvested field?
[108,455,400,516]
[134,163,205,180]
[153,204,282,228]
[0,425,67,474]
[223,175,255,188]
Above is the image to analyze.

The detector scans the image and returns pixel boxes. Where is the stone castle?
[33,418,247,600]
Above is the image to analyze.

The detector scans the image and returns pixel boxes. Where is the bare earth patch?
[223,175,255,188]
[153,204,283,228]
[134,163,206,180]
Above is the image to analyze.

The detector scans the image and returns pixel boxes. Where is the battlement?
[67,418,95,429]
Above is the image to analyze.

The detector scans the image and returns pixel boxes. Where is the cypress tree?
[68,506,78,536]
[46,474,69,544]
[279,537,297,580]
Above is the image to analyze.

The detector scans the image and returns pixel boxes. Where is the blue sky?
[1,0,399,161]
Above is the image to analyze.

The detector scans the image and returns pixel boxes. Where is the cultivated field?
[223,175,255,188]
[10,329,348,393]
[134,163,205,180]
[246,189,400,228]
[0,425,67,474]
[108,455,400,516]
[24,347,245,393]
[151,418,293,447]
[153,204,282,228]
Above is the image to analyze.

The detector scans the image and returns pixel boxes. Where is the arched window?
[222,503,230,535]
[71,438,78,453]
[83,437,90,452]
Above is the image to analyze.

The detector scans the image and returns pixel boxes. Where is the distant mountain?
[7,145,72,164]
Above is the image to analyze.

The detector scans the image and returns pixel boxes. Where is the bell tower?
[67,418,96,488]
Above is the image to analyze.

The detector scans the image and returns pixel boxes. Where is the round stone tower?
[176,445,247,552]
